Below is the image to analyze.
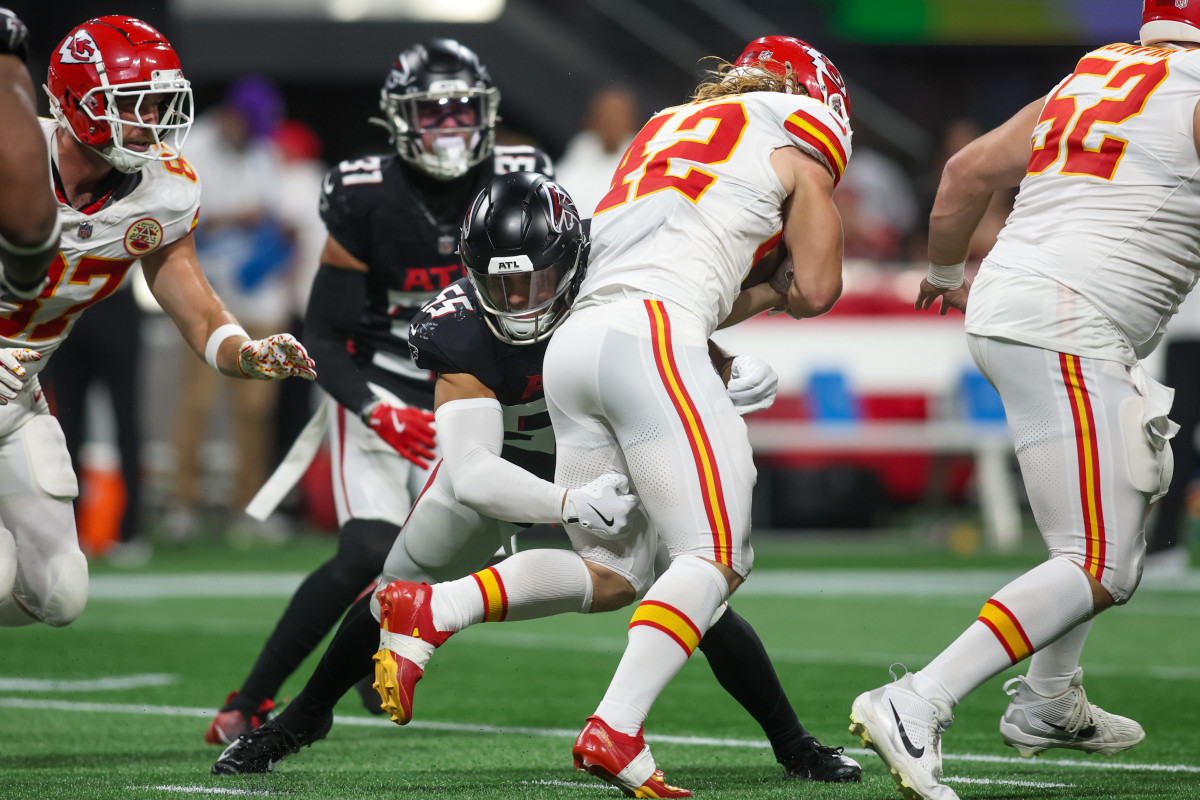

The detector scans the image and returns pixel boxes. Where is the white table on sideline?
[745,419,1021,552]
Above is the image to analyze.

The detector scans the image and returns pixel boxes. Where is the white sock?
[429,549,594,632]
[594,556,730,735]
[914,557,1093,706]
[1025,617,1094,696]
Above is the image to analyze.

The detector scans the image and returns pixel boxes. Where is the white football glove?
[0,348,40,404]
[561,473,638,538]
[726,354,778,416]
[238,333,317,381]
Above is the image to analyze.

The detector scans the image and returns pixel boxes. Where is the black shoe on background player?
[780,737,862,783]
[211,714,333,775]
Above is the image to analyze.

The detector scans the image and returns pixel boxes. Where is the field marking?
[523,780,616,791]
[3,697,1198,775]
[944,777,1071,788]
[129,788,275,796]
[0,673,176,692]
[525,776,1074,790]
[85,568,1200,600]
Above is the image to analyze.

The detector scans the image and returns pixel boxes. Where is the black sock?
[698,605,811,763]
[237,519,398,706]
[275,592,379,737]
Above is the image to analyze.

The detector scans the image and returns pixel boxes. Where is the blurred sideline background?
[4,0,1198,569]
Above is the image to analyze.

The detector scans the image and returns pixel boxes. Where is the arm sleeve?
[304,263,377,414]
[436,397,566,523]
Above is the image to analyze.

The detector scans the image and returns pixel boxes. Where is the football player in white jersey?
[0,16,315,629]
[0,7,59,305]
[848,5,1200,799]
[368,36,852,798]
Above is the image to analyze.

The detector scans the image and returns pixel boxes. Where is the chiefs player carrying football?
[212,174,860,788]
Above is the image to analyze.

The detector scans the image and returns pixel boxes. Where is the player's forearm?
[304,263,376,413]
[927,160,994,267]
[719,283,784,329]
[436,398,565,523]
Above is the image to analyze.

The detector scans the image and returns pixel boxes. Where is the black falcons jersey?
[318,145,554,409]
[408,278,554,482]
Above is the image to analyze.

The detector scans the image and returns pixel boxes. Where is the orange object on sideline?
[77,465,126,556]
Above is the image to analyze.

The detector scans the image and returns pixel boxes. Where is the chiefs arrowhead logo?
[58,31,100,64]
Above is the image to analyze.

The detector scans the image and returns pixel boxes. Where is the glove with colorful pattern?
[237,334,317,381]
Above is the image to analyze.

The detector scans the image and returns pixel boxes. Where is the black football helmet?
[373,39,500,180]
[460,172,588,345]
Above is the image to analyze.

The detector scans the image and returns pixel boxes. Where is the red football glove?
[363,400,437,468]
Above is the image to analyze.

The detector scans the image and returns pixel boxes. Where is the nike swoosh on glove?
[562,473,638,538]
[238,334,317,381]
[0,348,40,404]
[726,354,778,416]
[365,400,437,469]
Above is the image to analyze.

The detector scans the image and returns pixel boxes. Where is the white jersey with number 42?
[972,43,1200,362]
[0,119,201,376]
[579,91,852,335]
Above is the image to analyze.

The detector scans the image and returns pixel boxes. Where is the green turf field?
[1,532,1197,799]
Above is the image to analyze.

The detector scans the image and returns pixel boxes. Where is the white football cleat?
[999,669,1145,757]
[849,667,959,800]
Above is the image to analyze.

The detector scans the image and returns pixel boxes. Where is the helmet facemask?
[378,85,499,180]
[49,66,193,173]
[468,246,585,345]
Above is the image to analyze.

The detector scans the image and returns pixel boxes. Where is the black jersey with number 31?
[318,145,553,409]
[408,278,554,481]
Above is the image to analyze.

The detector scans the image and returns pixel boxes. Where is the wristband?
[359,397,382,424]
[205,323,248,372]
[926,260,966,290]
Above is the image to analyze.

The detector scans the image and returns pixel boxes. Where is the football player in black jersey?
[0,7,59,301]
[212,173,860,785]
[206,39,558,745]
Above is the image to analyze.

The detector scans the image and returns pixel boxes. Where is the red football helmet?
[1141,0,1200,44]
[733,36,850,124]
[45,16,193,173]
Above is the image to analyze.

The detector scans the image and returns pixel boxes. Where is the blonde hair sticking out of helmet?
[691,57,810,103]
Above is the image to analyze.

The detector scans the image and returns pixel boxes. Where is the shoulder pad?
[408,280,494,374]
[493,145,555,178]
[775,95,852,186]
[142,156,203,215]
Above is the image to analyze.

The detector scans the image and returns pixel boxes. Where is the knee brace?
[1106,548,1144,606]
[0,528,15,600]
[40,551,89,627]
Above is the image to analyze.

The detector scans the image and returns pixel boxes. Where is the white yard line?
[3,697,1198,775]
[944,777,1071,788]
[0,674,176,692]
[128,788,275,796]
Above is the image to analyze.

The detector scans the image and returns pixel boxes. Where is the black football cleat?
[780,737,863,783]
[211,715,333,775]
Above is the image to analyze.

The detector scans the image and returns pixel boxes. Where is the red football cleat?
[204,692,275,745]
[372,580,452,726]
[572,715,692,798]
